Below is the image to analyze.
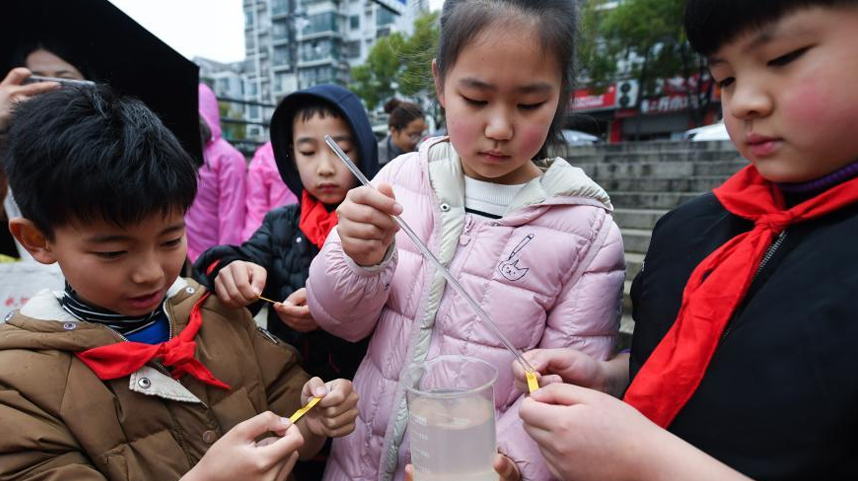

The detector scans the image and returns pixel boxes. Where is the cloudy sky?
[109,0,444,63]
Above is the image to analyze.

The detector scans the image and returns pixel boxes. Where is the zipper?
[720,230,788,342]
[459,215,476,246]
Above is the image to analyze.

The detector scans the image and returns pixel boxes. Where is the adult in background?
[378,97,426,166]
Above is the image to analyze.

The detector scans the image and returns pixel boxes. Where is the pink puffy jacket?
[242,141,298,241]
[307,138,625,481]
[185,84,247,261]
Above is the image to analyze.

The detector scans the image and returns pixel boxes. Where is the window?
[271,0,288,16]
[303,12,339,35]
[344,40,361,59]
[273,45,291,66]
[350,15,360,30]
[272,19,289,41]
[377,7,395,27]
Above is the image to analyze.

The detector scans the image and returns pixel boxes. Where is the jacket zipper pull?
[459,215,475,246]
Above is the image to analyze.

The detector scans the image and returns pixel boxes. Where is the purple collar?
[776,159,858,194]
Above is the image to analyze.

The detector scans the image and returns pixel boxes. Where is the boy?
[193,84,377,479]
[511,1,858,480]
[0,85,358,481]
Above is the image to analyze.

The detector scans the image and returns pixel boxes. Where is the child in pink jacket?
[306,2,625,480]
[185,84,247,261]
[242,141,298,241]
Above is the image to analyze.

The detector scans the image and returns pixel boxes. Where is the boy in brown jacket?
[0,85,358,481]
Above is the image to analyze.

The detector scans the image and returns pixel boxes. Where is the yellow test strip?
[289,397,321,423]
[258,295,279,304]
[526,371,539,393]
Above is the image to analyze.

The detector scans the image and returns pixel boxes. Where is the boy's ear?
[8,218,58,265]
[432,59,445,108]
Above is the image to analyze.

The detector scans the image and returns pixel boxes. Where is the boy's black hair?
[291,98,344,125]
[436,0,578,159]
[685,0,856,56]
[1,85,197,239]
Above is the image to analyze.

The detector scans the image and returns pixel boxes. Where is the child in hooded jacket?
[185,84,247,262]
[242,141,298,241]
[193,85,377,479]
[305,1,626,480]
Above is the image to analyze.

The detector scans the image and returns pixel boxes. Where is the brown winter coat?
[0,278,309,481]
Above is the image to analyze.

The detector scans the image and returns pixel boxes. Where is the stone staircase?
[553,140,747,348]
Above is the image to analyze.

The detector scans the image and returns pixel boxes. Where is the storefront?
[570,75,721,143]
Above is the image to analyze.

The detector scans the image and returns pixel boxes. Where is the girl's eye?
[463,96,487,107]
[299,151,315,156]
[519,102,546,111]
[95,251,125,259]
[768,47,809,67]
[717,77,735,89]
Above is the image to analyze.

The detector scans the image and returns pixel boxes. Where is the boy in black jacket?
[508,1,858,480]
[195,85,377,382]
[194,85,376,479]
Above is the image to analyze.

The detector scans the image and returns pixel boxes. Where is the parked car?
[682,122,730,141]
[560,129,601,145]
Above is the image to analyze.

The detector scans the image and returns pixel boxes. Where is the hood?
[269,84,378,200]
[198,83,222,142]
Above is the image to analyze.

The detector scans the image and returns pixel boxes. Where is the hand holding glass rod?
[324,135,536,376]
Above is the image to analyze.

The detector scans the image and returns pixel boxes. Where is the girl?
[305,1,625,480]
[378,98,426,166]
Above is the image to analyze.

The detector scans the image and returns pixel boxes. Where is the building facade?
[244,0,429,106]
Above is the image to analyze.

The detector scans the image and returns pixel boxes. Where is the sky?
[109,0,444,64]
[109,0,246,63]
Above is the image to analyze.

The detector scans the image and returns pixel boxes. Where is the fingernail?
[313,386,327,397]
[280,417,292,427]
[393,203,403,214]
[253,287,261,296]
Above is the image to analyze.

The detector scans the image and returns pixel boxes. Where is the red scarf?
[624,165,858,428]
[299,190,338,249]
[75,292,230,390]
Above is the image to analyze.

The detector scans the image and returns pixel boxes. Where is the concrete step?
[580,160,746,180]
[619,314,635,351]
[613,208,666,230]
[625,252,645,282]
[555,140,737,157]
[623,280,633,314]
[568,150,742,164]
[621,228,652,255]
[600,176,725,193]
[612,191,700,210]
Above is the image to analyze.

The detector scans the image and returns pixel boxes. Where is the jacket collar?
[422,138,613,222]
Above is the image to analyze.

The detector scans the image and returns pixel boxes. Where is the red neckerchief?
[624,165,858,428]
[75,291,230,390]
[299,190,338,249]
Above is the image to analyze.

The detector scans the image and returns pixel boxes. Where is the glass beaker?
[404,355,498,481]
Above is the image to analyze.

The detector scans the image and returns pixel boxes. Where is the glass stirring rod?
[324,135,536,376]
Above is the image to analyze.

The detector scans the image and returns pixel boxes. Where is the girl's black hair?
[685,0,856,56]
[1,85,197,239]
[435,0,578,158]
[10,39,95,79]
[384,98,424,131]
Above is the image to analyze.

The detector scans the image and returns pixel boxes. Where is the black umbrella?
[1,0,202,162]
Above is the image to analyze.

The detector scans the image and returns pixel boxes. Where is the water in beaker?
[405,355,498,481]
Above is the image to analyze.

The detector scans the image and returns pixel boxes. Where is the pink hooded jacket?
[307,138,625,481]
[242,141,297,241]
[185,84,247,261]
